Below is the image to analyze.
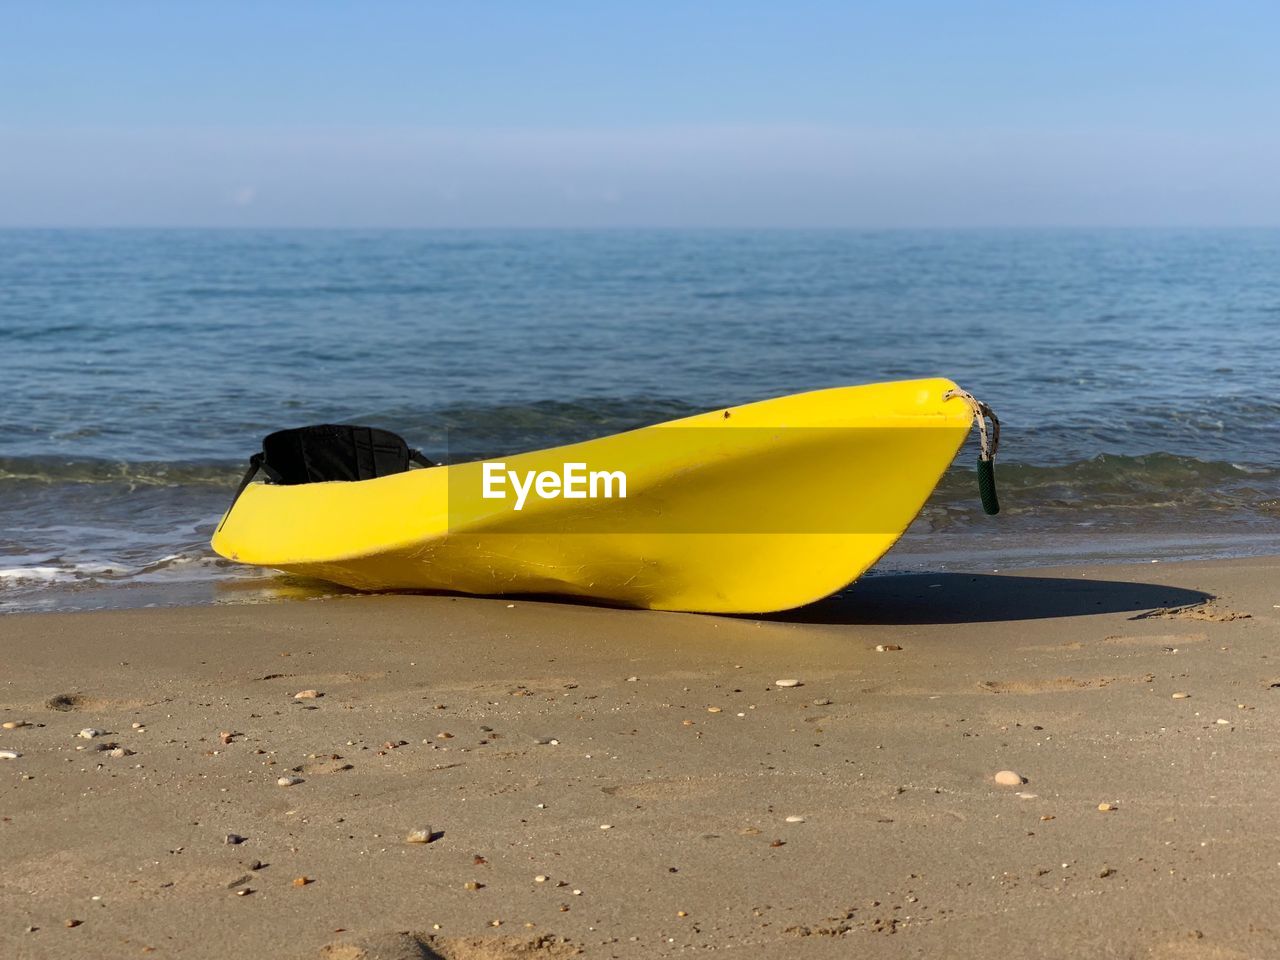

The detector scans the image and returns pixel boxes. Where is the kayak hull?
[211,378,975,613]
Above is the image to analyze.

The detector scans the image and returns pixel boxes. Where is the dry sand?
[2,557,1279,959]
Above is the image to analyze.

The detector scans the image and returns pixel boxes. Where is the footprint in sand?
[296,758,354,775]
[321,931,578,959]
[602,776,724,801]
[44,692,149,712]
[1130,602,1251,622]
[978,677,1125,694]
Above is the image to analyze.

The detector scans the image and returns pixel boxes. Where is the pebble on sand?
[293,876,312,886]
[1097,803,1117,812]
[774,679,801,688]
[293,690,322,700]
[1171,692,1191,699]
[77,728,103,739]
[534,875,548,883]
[707,706,722,713]
[784,815,805,823]
[277,776,303,787]
[405,828,434,844]
[875,644,903,652]
[107,747,134,758]
[224,834,247,845]
[2,720,29,730]
[0,750,21,760]
[994,770,1025,786]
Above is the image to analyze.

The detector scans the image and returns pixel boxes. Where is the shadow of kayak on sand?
[765,572,1213,626]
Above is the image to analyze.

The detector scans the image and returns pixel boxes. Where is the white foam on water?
[0,566,76,585]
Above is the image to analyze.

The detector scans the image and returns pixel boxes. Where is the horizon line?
[3,224,1279,232]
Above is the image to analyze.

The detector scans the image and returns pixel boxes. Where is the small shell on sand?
[131,722,145,729]
[405,828,434,844]
[293,690,322,700]
[2,720,29,730]
[994,770,1025,786]
[77,728,102,739]
[1171,692,1191,699]
[0,750,21,760]
[706,706,722,713]
[599,823,613,830]
[1098,802,1117,812]
[875,644,903,652]
[774,679,801,688]
[784,815,805,823]
[277,776,303,787]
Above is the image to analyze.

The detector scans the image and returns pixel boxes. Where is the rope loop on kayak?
[944,388,1001,515]
[944,388,1000,462]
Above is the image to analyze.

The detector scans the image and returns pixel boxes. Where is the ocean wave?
[932,452,1280,513]
[0,456,240,487]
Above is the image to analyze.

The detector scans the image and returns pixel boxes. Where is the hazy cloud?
[2,124,1277,227]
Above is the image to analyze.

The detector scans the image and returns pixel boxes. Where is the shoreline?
[3,555,1280,958]
[7,528,1280,617]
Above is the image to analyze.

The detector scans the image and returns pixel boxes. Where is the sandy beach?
[2,556,1279,959]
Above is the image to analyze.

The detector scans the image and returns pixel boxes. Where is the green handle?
[977,459,1000,515]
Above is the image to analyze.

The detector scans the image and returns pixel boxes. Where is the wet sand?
[2,557,1279,959]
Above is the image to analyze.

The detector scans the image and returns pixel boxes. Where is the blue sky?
[2,1,1277,227]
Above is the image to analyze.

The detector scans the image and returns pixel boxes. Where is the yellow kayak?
[211,377,996,613]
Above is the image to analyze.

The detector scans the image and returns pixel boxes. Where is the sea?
[3,228,1278,613]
